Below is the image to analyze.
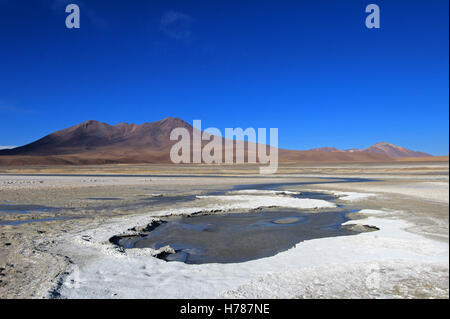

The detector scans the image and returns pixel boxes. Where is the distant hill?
[0,118,436,165]
[361,142,431,158]
[309,142,431,158]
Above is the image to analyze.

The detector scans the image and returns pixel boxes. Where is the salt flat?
[0,162,448,298]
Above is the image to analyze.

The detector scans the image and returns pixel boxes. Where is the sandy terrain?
[0,162,448,298]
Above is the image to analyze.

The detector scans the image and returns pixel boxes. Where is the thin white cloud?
[0,146,16,150]
[160,11,193,40]
[0,105,18,112]
[0,103,33,114]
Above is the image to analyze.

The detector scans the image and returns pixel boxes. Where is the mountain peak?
[69,120,112,133]
[0,119,433,161]
[77,119,106,127]
[304,142,431,158]
[0,117,193,157]
[364,142,430,158]
[160,116,181,121]
[158,116,189,125]
[371,142,397,148]
[155,117,192,130]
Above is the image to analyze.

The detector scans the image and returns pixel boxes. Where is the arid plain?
[0,161,448,298]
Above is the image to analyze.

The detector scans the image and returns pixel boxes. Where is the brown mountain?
[309,142,431,158]
[0,118,433,165]
[361,142,431,158]
[0,117,191,156]
[0,117,195,165]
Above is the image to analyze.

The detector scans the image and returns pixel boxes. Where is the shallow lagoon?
[128,207,358,264]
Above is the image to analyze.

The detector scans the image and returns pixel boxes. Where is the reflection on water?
[0,204,56,215]
[128,207,358,264]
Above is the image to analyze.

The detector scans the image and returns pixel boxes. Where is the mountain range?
[308,142,431,158]
[0,117,435,165]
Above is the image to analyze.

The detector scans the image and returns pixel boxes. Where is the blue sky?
[0,0,448,154]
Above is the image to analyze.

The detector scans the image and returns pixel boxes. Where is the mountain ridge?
[309,141,431,158]
[0,118,435,165]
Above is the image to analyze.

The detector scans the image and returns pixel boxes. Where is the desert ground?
[0,161,448,299]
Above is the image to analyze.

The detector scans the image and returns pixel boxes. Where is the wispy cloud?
[0,102,34,114]
[0,105,18,112]
[160,11,193,40]
[0,146,16,150]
